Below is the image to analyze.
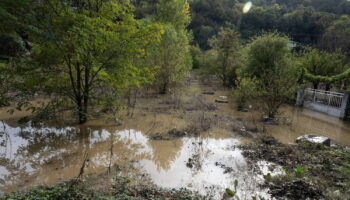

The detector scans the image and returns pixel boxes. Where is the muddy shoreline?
[240,135,350,200]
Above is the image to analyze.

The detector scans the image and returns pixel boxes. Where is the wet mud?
[240,135,350,199]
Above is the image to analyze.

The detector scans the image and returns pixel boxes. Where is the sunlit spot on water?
[243,1,253,14]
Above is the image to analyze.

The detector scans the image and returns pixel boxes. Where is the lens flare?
[243,1,253,13]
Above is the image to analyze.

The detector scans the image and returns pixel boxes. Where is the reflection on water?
[267,106,350,145]
[0,121,273,199]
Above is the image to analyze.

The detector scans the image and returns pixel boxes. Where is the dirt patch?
[150,127,200,140]
[267,179,323,200]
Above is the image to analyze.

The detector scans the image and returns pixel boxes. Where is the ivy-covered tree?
[301,48,347,90]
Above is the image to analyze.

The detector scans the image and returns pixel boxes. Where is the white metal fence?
[304,88,344,109]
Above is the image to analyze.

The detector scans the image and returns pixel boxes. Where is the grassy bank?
[1,176,203,200]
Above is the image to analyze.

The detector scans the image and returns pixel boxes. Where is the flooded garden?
[1,78,350,200]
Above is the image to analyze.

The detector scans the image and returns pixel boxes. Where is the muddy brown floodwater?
[0,75,350,199]
[0,122,282,199]
[267,106,350,146]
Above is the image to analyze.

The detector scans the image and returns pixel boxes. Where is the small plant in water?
[263,173,272,181]
[281,167,289,175]
[294,165,307,177]
[225,188,236,196]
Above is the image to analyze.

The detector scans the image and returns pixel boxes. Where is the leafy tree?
[152,25,192,94]
[189,0,240,49]
[152,0,192,94]
[132,0,157,19]
[155,0,191,30]
[209,28,240,87]
[198,49,219,78]
[320,15,350,59]
[242,32,298,118]
[0,0,36,35]
[301,48,347,90]
[0,0,37,59]
[240,5,283,39]
[190,45,202,69]
[310,0,350,14]
[23,0,162,123]
[0,62,13,106]
[279,7,328,45]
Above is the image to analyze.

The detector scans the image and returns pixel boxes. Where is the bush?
[239,32,298,118]
[233,77,257,110]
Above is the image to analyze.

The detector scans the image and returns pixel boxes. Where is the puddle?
[0,121,276,199]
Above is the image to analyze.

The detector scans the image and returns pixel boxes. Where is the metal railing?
[304,88,344,109]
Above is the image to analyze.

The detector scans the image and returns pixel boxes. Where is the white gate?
[304,88,344,108]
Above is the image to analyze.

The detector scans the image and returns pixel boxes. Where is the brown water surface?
[267,106,350,145]
[0,121,279,199]
[1,75,349,199]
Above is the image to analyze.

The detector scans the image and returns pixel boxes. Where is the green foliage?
[241,5,283,39]
[2,177,203,200]
[133,0,157,19]
[12,0,163,123]
[0,0,36,59]
[294,165,308,177]
[302,48,346,76]
[0,62,12,106]
[209,28,241,86]
[190,45,202,69]
[151,0,192,94]
[155,0,191,30]
[1,183,93,200]
[188,0,350,49]
[240,32,298,118]
[263,173,272,180]
[0,0,36,34]
[301,48,348,88]
[281,168,289,175]
[320,15,350,58]
[189,0,240,49]
[152,25,192,94]
[197,49,219,77]
[234,77,257,109]
[225,188,236,196]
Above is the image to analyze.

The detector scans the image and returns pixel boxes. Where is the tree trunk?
[325,83,331,91]
[77,96,87,124]
[160,82,168,94]
[222,53,228,87]
[81,66,90,124]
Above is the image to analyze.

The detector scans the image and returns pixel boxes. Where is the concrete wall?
[303,101,343,118]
